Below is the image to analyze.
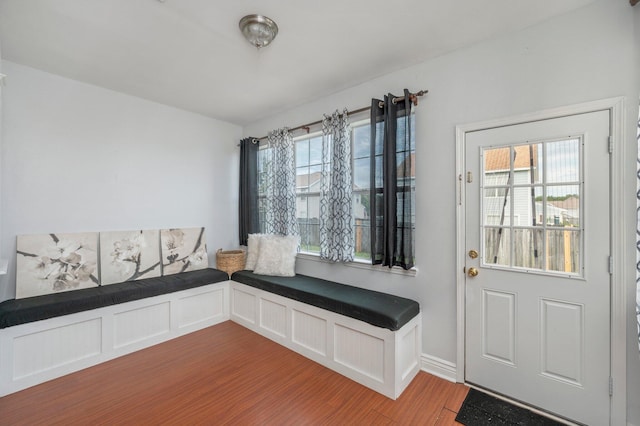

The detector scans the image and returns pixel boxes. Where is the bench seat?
[231,270,419,331]
[0,268,229,329]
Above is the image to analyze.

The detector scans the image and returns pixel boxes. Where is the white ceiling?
[0,0,599,126]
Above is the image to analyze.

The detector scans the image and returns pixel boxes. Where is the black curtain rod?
[243,89,428,144]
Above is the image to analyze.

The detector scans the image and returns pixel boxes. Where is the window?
[257,116,416,265]
[295,135,322,253]
[482,139,582,274]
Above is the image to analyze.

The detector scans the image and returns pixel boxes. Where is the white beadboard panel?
[260,298,287,338]
[13,318,102,379]
[229,281,422,399]
[482,289,516,366]
[113,302,171,349]
[540,299,584,386]
[399,322,420,381]
[178,287,226,329]
[231,287,257,325]
[0,282,230,397]
[334,324,385,383]
[292,309,327,356]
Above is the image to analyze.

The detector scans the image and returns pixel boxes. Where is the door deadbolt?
[467,267,479,277]
[468,249,478,259]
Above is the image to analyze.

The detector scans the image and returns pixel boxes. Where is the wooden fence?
[484,227,580,273]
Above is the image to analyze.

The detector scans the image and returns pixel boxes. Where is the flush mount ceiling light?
[239,14,278,49]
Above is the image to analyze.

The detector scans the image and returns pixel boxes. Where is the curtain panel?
[320,110,354,262]
[265,128,299,236]
[238,137,259,246]
[370,89,415,270]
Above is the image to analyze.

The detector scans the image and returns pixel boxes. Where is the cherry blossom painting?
[99,229,161,285]
[16,232,99,299]
[160,227,209,275]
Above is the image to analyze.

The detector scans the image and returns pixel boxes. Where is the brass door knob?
[467,267,479,277]
[468,249,478,259]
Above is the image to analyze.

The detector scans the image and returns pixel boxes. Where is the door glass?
[484,227,510,267]
[481,138,582,276]
[513,228,544,269]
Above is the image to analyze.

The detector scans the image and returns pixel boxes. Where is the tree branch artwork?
[161,228,209,275]
[16,233,99,298]
[99,230,161,285]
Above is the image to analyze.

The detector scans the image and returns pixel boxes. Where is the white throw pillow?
[244,233,265,270]
[253,235,298,277]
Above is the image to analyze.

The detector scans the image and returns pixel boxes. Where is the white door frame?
[455,97,626,425]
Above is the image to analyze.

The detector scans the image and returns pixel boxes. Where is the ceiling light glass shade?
[239,15,278,49]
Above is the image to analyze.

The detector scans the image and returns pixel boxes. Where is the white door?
[464,110,610,425]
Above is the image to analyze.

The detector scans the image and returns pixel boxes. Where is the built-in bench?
[0,268,230,396]
[0,268,229,329]
[0,268,421,400]
[229,271,422,399]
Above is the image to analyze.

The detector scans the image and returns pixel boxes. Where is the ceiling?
[0,0,599,126]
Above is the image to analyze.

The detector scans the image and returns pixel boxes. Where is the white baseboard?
[421,353,457,382]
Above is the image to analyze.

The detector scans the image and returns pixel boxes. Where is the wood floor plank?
[0,321,469,425]
[435,408,462,426]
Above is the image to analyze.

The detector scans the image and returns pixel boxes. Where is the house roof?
[484,145,539,172]
[548,196,579,210]
[296,172,321,189]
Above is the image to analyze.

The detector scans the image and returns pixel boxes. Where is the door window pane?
[483,190,511,226]
[546,229,580,273]
[513,228,544,269]
[513,143,543,185]
[484,147,511,186]
[484,227,510,267]
[547,139,580,184]
[546,185,580,227]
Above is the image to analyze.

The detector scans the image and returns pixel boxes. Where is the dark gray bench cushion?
[231,270,419,331]
[0,268,229,329]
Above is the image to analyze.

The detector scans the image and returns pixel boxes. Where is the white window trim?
[296,252,418,277]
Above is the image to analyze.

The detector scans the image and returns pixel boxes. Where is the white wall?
[630,4,640,425]
[244,0,639,422]
[0,61,242,301]
[0,42,4,273]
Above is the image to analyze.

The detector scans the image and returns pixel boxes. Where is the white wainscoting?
[229,281,422,400]
[0,282,229,396]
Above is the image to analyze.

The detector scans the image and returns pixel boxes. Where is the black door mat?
[455,388,564,425]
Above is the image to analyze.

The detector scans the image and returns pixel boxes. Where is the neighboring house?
[483,146,579,227]
[483,145,540,226]
[296,171,321,219]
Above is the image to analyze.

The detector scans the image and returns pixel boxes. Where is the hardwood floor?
[0,321,469,425]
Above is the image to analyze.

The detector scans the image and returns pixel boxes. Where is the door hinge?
[467,171,473,183]
[608,136,613,154]
[609,377,613,396]
[608,256,613,275]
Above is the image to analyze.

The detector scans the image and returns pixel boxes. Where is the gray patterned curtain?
[370,89,415,270]
[320,109,354,262]
[265,128,299,236]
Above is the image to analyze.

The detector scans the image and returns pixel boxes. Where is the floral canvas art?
[99,230,161,285]
[160,227,209,275]
[16,232,99,299]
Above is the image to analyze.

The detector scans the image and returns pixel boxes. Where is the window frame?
[256,116,417,274]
